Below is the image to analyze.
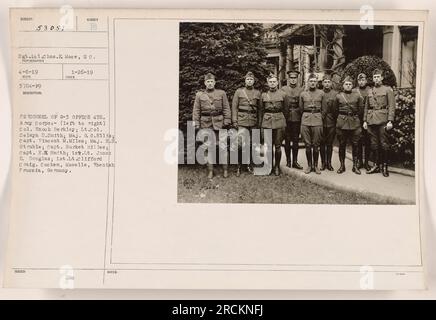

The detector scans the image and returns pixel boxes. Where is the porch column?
[383,26,401,80]
[279,41,287,85]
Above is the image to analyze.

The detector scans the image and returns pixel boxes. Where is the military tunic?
[192,89,231,130]
[232,87,261,128]
[231,87,261,166]
[353,86,371,163]
[259,89,288,130]
[281,85,304,152]
[364,85,396,150]
[353,87,370,116]
[192,89,231,165]
[334,91,364,145]
[259,89,288,147]
[321,88,338,145]
[364,85,395,125]
[281,85,304,122]
[299,89,324,147]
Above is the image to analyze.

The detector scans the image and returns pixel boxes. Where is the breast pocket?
[213,97,223,108]
[375,95,387,108]
[200,97,211,109]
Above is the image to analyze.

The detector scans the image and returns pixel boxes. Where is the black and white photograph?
[178,22,418,205]
[2,7,431,292]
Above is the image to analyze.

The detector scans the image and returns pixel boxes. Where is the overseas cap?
[204,72,215,80]
[343,75,354,84]
[308,73,317,80]
[245,71,255,79]
[267,73,277,80]
[322,74,332,81]
[372,69,383,76]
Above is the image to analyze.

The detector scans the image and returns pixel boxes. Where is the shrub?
[390,87,415,168]
[341,55,397,88]
[179,23,272,130]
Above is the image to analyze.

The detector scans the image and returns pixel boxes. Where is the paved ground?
[280,147,416,204]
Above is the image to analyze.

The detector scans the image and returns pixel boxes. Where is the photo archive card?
[4,8,428,289]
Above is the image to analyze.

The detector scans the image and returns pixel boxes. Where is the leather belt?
[339,111,357,116]
[201,111,222,116]
[303,109,321,113]
[238,109,257,114]
[264,109,283,114]
[368,106,388,110]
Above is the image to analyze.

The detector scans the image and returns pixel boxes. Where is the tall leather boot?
[382,149,389,177]
[274,146,282,176]
[222,164,229,178]
[236,164,241,177]
[320,143,326,171]
[207,164,214,179]
[236,145,242,177]
[304,146,312,174]
[357,139,363,169]
[284,142,292,168]
[313,147,321,174]
[364,141,371,171]
[367,149,381,174]
[326,145,334,171]
[337,145,346,174]
[247,143,253,173]
[352,144,361,175]
[292,144,303,169]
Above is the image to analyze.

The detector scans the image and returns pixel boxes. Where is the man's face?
[245,77,254,87]
[343,81,353,91]
[267,77,278,89]
[373,74,383,86]
[288,75,298,86]
[308,78,317,89]
[205,79,216,90]
[322,79,332,90]
[358,78,367,88]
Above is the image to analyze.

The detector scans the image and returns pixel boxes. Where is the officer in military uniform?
[334,76,364,174]
[281,70,304,169]
[259,73,289,176]
[232,71,261,176]
[192,72,232,179]
[363,69,396,177]
[353,73,371,171]
[320,73,338,171]
[299,73,324,174]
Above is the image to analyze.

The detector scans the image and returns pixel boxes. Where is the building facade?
[263,24,418,88]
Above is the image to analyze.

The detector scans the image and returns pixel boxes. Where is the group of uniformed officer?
[192,69,395,179]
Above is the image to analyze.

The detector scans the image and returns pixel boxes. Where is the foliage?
[179,23,272,129]
[390,87,415,168]
[341,55,397,87]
